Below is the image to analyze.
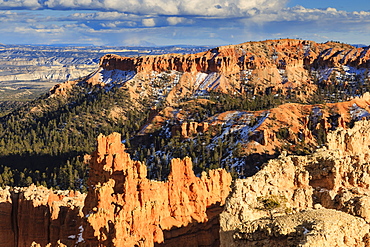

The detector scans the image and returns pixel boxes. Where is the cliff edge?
[220,119,370,246]
[81,132,232,246]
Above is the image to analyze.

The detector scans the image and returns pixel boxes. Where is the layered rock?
[82,132,232,246]
[171,121,209,139]
[99,39,369,75]
[0,188,14,247]
[0,185,85,247]
[326,119,370,154]
[0,131,232,247]
[79,39,370,104]
[220,119,370,246]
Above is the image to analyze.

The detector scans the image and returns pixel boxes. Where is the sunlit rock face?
[82,132,232,246]
[220,120,370,247]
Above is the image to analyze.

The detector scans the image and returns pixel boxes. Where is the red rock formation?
[171,121,209,139]
[0,188,14,247]
[97,39,369,87]
[49,80,77,96]
[50,39,370,104]
[0,131,231,247]
[0,186,85,247]
[82,132,232,246]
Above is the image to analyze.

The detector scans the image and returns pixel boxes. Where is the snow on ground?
[99,69,136,85]
[148,71,181,104]
[315,67,334,81]
[240,70,253,83]
[205,111,269,172]
[194,72,208,89]
[194,72,221,96]
[342,66,367,76]
[278,69,288,84]
[314,65,368,84]
[76,225,84,243]
[210,111,269,147]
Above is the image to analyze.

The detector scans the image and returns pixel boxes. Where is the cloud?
[252,6,370,23]
[2,1,370,46]
[0,0,288,17]
[167,17,194,25]
[142,18,156,27]
[66,12,136,21]
[0,0,42,9]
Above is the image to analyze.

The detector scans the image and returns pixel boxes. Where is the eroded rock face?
[0,132,232,247]
[233,209,370,247]
[82,132,232,246]
[49,80,77,96]
[220,120,370,247]
[99,40,369,75]
[0,188,14,247]
[81,39,370,104]
[0,185,85,247]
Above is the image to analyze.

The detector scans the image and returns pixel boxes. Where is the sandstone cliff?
[49,39,370,106]
[93,39,369,101]
[98,39,369,75]
[220,119,370,247]
[0,132,232,247]
[0,185,85,247]
[82,132,232,246]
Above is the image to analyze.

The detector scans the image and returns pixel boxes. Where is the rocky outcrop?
[99,40,370,75]
[0,132,232,247]
[82,132,232,246]
[171,121,209,139]
[220,119,370,246]
[326,119,370,154]
[49,80,77,96]
[0,185,85,247]
[232,208,370,247]
[0,188,14,247]
[46,39,370,111]
[85,39,370,103]
[99,47,241,75]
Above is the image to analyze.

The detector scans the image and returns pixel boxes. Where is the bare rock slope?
[220,119,370,247]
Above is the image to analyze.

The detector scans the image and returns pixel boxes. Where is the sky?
[0,0,370,46]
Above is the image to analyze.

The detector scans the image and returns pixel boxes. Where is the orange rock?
[49,80,77,96]
[82,132,232,246]
[0,185,85,247]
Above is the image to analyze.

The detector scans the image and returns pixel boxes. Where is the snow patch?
[148,71,181,104]
[194,72,221,96]
[76,225,84,243]
[350,103,370,120]
[100,69,136,85]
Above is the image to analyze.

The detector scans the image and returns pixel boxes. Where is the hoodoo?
[82,132,232,246]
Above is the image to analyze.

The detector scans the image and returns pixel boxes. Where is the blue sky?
[0,0,370,46]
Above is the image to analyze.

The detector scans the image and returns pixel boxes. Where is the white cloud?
[167,17,186,25]
[2,1,370,46]
[67,12,135,21]
[0,0,41,9]
[0,0,288,17]
[245,6,370,24]
[142,18,156,27]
